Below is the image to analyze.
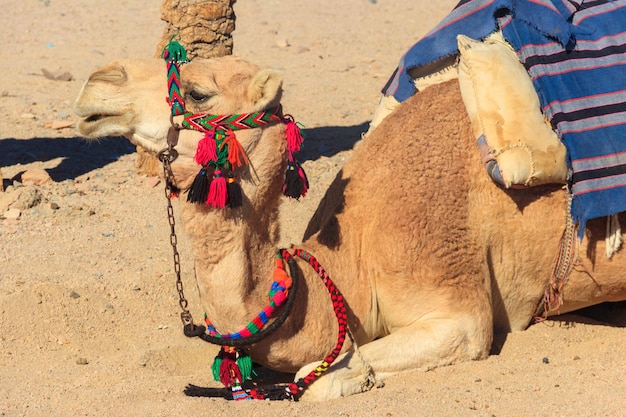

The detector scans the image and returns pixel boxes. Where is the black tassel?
[283,161,309,199]
[187,165,213,204]
[226,176,243,208]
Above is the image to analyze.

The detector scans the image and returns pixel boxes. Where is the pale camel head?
[73,56,284,156]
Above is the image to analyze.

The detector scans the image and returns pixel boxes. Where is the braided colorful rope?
[182,107,284,133]
[196,248,350,401]
[204,252,293,342]
[279,248,349,400]
[162,36,189,117]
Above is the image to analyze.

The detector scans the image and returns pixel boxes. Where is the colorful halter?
[183,248,352,401]
[161,37,309,208]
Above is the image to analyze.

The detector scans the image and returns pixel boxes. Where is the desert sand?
[1,1,625,416]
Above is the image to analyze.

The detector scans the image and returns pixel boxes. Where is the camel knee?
[295,351,382,401]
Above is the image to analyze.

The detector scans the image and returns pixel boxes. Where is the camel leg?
[296,316,491,400]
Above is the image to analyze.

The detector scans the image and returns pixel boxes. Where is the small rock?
[12,186,43,210]
[4,208,21,219]
[0,192,18,212]
[76,357,89,365]
[542,357,550,364]
[20,113,36,119]
[50,120,75,130]
[109,174,129,185]
[41,68,73,81]
[22,168,51,186]
[276,39,290,48]
[145,177,161,188]
[75,173,91,183]
[49,202,60,210]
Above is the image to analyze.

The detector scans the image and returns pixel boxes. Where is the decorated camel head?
[74,47,626,401]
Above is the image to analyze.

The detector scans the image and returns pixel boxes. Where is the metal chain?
[157,147,194,327]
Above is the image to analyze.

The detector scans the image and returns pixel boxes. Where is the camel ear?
[248,69,283,108]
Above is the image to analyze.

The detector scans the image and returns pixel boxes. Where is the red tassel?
[207,169,227,208]
[284,117,304,154]
[223,131,248,168]
[195,131,217,165]
[219,356,243,388]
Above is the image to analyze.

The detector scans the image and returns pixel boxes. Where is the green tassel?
[211,356,223,382]
[162,35,189,63]
[236,351,255,382]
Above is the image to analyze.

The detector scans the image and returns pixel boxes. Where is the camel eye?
[187,90,211,103]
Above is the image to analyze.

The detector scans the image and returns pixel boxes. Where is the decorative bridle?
[156,37,373,401]
[162,40,309,207]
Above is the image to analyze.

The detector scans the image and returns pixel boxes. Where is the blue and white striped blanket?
[383,0,626,237]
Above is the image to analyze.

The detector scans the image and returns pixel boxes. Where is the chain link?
[159,151,193,326]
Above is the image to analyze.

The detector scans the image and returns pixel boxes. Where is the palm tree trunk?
[157,0,236,60]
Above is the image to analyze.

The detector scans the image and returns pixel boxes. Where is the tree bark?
[136,0,237,177]
[156,0,236,60]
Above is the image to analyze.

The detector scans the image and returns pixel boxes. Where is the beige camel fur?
[73,56,626,400]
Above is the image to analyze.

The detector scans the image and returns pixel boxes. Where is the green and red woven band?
[162,36,189,117]
[182,106,284,133]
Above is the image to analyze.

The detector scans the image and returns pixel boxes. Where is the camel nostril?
[89,67,127,84]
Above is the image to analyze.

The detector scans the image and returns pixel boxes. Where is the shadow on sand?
[1,135,136,185]
[298,122,368,161]
[0,122,368,186]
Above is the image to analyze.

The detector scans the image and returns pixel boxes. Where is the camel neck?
[178,196,283,333]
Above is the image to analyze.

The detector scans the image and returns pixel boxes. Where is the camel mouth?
[84,113,106,123]
[77,112,134,137]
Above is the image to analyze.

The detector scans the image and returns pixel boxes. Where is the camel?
[73,56,626,400]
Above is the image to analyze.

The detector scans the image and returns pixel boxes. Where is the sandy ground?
[1,1,625,416]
